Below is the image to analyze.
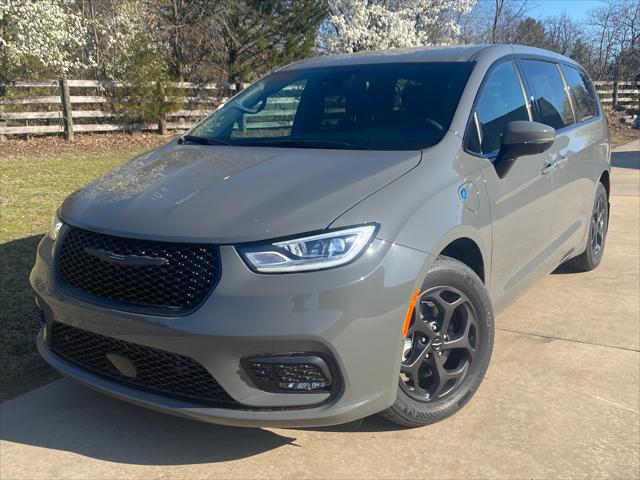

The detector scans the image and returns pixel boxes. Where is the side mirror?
[495,121,555,178]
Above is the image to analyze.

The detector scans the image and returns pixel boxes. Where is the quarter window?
[560,65,599,122]
[520,60,574,130]
[468,61,530,155]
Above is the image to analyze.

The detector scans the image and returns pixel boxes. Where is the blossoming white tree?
[0,0,87,78]
[324,0,476,54]
[0,0,152,80]
[81,0,150,79]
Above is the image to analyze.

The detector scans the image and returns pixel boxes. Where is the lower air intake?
[243,354,335,393]
[50,322,238,407]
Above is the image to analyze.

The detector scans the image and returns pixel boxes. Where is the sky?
[527,0,605,21]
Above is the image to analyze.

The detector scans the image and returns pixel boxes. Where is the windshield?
[189,62,474,151]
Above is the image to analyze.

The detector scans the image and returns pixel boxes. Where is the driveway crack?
[495,327,640,352]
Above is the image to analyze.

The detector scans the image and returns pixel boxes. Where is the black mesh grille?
[244,356,334,393]
[57,227,220,313]
[250,361,330,386]
[50,322,237,406]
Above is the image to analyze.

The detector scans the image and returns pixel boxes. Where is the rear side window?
[520,60,574,130]
[560,65,599,122]
[468,61,530,155]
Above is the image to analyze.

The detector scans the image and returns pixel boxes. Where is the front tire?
[564,182,609,272]
[380,256,494,427]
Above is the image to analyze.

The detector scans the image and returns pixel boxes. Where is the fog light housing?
[243,354,336,393]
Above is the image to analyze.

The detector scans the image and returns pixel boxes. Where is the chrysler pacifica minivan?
[32,45,610,427]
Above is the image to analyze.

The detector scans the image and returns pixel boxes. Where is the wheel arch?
[599,170,611,228]
[599,170,610,199]
[439,237,485,283]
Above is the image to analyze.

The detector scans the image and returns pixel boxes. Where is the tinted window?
[469,61,530,155]
[189,62,474,150]
[561,65,599,122]
[520,60,574,130]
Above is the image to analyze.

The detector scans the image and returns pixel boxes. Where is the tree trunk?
[491,0,504,44]
[158,118,168,135]
[227,48,239,96]
[89,0,101,69]
[172,0,185,82]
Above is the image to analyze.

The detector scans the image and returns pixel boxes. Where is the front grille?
[57,227,220,313]
[50,322,237,406]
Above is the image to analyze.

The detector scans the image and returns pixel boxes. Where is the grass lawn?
[0,133,169,400]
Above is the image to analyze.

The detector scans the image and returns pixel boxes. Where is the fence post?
[59,79,74,140]
[0,82,6,141]
[158,83,168,135]
[158,116,167,135]
[636,74,640,115]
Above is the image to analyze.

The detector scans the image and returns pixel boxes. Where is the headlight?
[49,210,62,241]
[237,224,378,273]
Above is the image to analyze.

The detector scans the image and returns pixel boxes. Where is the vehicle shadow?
[0,235,43,330]
[0,234,61,400]
[611,149,639,169]
[551,264,582,275]
[301,416,409,433]
[0,379,297,465]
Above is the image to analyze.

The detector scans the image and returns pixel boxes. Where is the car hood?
[61,143,421,243]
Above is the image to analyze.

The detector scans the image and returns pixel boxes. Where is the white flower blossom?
[324,0,475,54]
[0,0,87,77]
[82,0,150,78]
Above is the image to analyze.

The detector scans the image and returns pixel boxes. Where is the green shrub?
[111,46,183,128]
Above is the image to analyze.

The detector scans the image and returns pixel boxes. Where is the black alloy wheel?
[564,182,609,272]
[380,256,494,428]
[590,194,607,257]
[399,286,478,402]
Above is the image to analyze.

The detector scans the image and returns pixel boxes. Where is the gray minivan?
[31,44,610,427]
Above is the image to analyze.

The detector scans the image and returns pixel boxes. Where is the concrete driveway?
[2,141,638,480]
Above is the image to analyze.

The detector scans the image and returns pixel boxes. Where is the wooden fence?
[1,78,638,139]
[0,79,239,139]
[594,80,640,109]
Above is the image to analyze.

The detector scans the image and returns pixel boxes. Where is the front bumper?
[31,231,431,427]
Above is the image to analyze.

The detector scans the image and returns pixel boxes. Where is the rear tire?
[564,182,608,272]
[379,255,494,427]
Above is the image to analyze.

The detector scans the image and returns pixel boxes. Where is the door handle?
[541,161,557,175]
[542,154,568,175]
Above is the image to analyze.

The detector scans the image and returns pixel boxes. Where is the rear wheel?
[564,182,608,272]
[380,256,494,427]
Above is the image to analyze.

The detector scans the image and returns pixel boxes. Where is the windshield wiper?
[178,135,230,146]
[247,138,372,150]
